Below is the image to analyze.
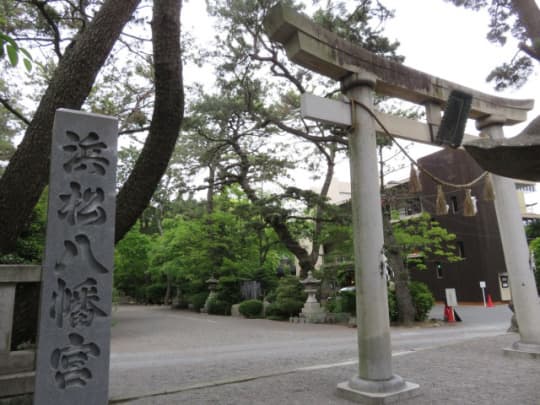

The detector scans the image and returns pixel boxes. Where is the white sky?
[181,1,540,212]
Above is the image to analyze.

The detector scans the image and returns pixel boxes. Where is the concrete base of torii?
[504,342,540,360]
[336,376,420,404]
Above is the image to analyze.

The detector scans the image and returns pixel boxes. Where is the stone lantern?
[206,275,218,292]
[202,275,219,313]
[300,271,326,322]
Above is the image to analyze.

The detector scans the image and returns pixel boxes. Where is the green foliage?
[188,292,208,312]
[216,275,242,306]
[207,298,231,315]
[145,283,166,305]
[0,190,46,264]
[392,213,462,270]
[265,276,306,320]
[409,282,435,322]
[146,189,285,307]
[114,227,153,303]
[329,290,356,315]
[529,237,540,294]
[0,32,32,71]
[444,0,538,90]
[526,220,540,241]
[312,0,402,61]
[387,289,399,323]
[326,282,434,322]
[239,299,263,318]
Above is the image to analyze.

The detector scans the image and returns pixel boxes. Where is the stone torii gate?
[264,3,540,403]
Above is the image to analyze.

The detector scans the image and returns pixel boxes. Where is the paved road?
[109,304,514,403]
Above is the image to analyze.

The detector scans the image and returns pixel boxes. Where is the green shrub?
[207,298,231,315]
[216,275,242,305]
[337,290,356,315]
[265,276,306,320]
[239,299,263,318]
[189,292,208,312]
[145,283,166,305]
[387,289,399,323]
[409,281,435,322]
[264,303,288,320]
[329,282,434,323]
[530,237,540,294]
[326,291,356,315]
[277,297,304,317]
[325,297,338,313]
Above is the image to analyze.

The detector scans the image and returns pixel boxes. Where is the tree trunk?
[0,0,141,254]
[206,164,215,214]
[115,0,184,243]
[382,208,416,324]
[267,215,314,278]
[309,146,335,270]
[378,145,415,324]
[164,272,172,305]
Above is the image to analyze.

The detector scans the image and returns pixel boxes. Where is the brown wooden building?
[409,148,531,303]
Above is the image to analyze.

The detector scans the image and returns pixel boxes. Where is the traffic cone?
[486,294,494,307]
[444,305,455,322]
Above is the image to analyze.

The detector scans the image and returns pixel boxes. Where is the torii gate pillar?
[335,74,419,402]
[477,118,540,359]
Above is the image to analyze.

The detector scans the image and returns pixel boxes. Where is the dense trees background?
[1,0,538,322]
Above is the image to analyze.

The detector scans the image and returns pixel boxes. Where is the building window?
[450,196,458,214]
[436,262,443,279]
[456,241,465,258]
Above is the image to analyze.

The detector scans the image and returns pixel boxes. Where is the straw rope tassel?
[435,185,448,215]
[409,165,422,193]
[483,173,495,201]
[463,189,476,216]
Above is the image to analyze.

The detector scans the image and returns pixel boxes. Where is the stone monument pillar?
[34,109,118,405]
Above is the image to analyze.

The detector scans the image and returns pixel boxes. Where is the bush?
[337,290,356,315]
[265,276,306,320]
[326,291,356,315]
[409,281,435,322]
[207,298,231,315]
[329,282,434,323]
[188,291,209,312]
[239,299,263,318]
[387,289,399,323]
[216,275,242,305]
[145,283,166,305]
[264,303,288,320]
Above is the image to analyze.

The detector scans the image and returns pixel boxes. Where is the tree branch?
[0,97,31,126]
[31,0,63,58]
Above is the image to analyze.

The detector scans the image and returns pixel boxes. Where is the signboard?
[445,288,458,307]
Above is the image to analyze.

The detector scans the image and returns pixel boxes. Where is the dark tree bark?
[378,146,415,324]
[0,0,141,254]
[115,0,184,242]
[382,209,416,324]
